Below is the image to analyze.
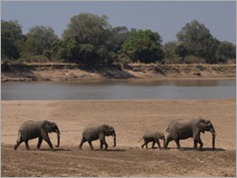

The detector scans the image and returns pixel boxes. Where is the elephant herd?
[13,118,216,151]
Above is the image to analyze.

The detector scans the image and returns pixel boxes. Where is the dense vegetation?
[1,13,236,67]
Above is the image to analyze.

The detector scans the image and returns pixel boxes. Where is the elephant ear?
[103,124,114,136]
[195,118,207,133]
[42,121,52,133]
[109,127,114,132]
[206,120,212,126]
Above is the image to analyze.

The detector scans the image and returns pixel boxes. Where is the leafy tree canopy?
[62,13,114,66]
[121,29,164,63]
[176,20,220,63]
[1,20,23,59]
[1,16,236,65]
[23,26,58,56]
[217,41,236,62]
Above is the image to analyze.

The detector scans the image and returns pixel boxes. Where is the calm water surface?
[1,79,236,100]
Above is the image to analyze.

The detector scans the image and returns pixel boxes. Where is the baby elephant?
[138,131,165,149]
[14,120,60,151]
[79,124,116,150]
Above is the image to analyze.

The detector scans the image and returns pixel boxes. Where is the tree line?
[1,12,236,67]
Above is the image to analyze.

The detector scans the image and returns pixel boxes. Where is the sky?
[1,1,236,44]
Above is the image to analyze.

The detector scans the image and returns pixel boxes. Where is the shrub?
[184,55,206,64]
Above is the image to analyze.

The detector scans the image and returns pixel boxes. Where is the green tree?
[1,20,23,60]
[24,26,58,57]
[175,44,188,64]
[216,41,236,63]
[121,29,164,63]
[176,20,217,63]
[52,38,79,62]
[163,41,178,59]
[63,13,113,67]
[109,26,130,52]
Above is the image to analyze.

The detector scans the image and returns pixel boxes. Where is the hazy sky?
[1,1,236,44]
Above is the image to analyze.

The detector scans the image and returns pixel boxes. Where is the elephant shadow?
[34,148,71,152]
[166,147,226,152]
[94,149,127,152]
[200,147,226,152]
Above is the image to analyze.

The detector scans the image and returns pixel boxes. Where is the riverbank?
[2,99,236,176]
[1,63,236,82]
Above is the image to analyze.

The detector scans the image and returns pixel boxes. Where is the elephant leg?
[25,140,30,150]
[152,141,155,149]
[43,138,54,150]
[145,143,148,149]
[99,137,108,150]
[102,140,108,150]
[14,140,23,150]
[79,137,86,150]
[141,142,146,149]
[37,137,43,149]
[88,141,94,150]
[174,139,181,149]
[198,140,203,150]
[100,140,104,150]
[164,135,173,149]
[104,142,108,150]
[41,131,54,150]
[193,139,198,150]
[194,137,203,150]
[156,139,161,148]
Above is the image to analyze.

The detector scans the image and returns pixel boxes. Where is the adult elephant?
[164,118,216,150]
[79,124,116,150]
[13,120,60,151]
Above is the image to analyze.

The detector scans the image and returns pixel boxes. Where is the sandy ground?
[1,99,236,176]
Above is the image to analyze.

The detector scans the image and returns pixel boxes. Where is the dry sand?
[1,99,236,176]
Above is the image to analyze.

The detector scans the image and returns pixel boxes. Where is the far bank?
[1,63,236,82]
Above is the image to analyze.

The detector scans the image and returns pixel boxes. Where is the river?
[1,79,236,100]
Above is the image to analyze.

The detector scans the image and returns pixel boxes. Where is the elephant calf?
[164,118,216,150]
[138,131,165,149]
[14,120,60,151]
[79,124,116,150]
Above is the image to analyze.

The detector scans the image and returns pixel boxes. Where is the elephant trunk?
[212,134,215,150]
[210,127,216,150]
[113,136,116,147]
[55,128,60,147]
[112,131,116,147]
[163,138,166,149]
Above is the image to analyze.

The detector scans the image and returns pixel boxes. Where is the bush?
[161,57,183,64]
[184,55,205,64]
[117,54,131,65]
[1,61,10,71]
[17,55,62,63]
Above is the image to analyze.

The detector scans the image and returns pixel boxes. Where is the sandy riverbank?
[1,63,236,82]
[1,99,236,176]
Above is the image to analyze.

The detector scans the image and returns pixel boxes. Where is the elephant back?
[166,120,179,132]
[19,120,42,139]
[82,125,100,140]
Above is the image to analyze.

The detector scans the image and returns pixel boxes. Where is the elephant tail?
[166,127,170,132]
[16,131,21,142]
[138,138,143,143]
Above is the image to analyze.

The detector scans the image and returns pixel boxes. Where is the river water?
[1,79,236,100]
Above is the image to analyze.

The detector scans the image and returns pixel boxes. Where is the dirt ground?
[1,99,236,176]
